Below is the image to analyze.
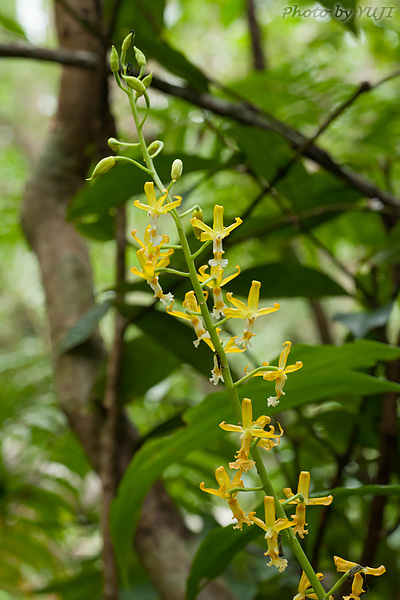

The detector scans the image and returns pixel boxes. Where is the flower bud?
[142,72,153,89]
[147,141,162,154]
[192,208,204,240]
[171,159,183,181]
[109,46,119,73]
[86,156,115,181]
[134,46,146,68]
[122,75,147,94]
[108,138,121,152]
[122,31,134,52]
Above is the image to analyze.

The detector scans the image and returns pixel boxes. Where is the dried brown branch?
[245,0,266,70]
[0,41,98,67]
[2,40,399,209]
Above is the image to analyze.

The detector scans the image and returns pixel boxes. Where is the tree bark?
[20,1,237,599]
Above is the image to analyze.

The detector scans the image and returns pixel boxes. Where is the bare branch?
[0,42,98,68]
[245,0,266,70]
[2,40,399,209]
[151,76,400,210]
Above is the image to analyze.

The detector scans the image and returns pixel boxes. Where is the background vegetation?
[0,0,399,598]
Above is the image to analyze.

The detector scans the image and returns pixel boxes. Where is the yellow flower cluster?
[202,397,332,573]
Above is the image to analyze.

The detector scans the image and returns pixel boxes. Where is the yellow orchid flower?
[166,291,213,349]
[197,264,241,319]
[131,225,172,262]
[200,466,255,530]
[334,556,386,600]
[131,247,173,307]
[281,471,333,538]
[246,341,303,406]
[219,398,283,472]
[224,281,280,349]
[293,571,327,600]
[250,496,297,572]
[190,204,242,268]
[133,182,182,246]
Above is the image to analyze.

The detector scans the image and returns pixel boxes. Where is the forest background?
[0,0,399,598]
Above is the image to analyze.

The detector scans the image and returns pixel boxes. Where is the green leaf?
[120,335,180,401]
[58,302,111,353]
[75,213,116,241]
[319,0,357,31]
[0,12,28,39]
[186,525,260,600]
[69,154,216,219]
[110,340,400,578]
[333,303,394,338]
[132,308,215,378]
[231,263,348,298]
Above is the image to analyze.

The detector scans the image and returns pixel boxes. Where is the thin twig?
[1,40,399,209]
[246,0,266,70]
[241,80,374,220]
[0,42,98,68]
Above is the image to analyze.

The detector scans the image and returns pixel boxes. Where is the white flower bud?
[171,159,183,181]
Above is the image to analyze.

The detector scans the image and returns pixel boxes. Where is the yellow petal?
[219,421,243,433]
[307,495,333,506]
[297,471,311,501]
[144,182,157,207]
[263,496,276,529]
[285,361,303,373]
[199,481,225,499]
[279,341,291,369]
[247,281,261,313]
[255,302,280,317]
[241,398,253,430]
[363,565,386,576]
[334,556,357,572]
[213,204,224,232]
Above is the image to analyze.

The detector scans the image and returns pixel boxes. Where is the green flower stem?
[212,317,229,327]
[191,240,212,261]
[280,492,304,507]
[323,570,351,599]
[127,87,326,600]
[139,91,151,128]
[229,486,264,495]
[154,268,190,277]
[163,244,182,250]
[251,446,326,600]
[114,155,151,174]
[179,205,202,218]
[234,365,279,387]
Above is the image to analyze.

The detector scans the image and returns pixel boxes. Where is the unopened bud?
[192,208,204,240]
[171,159,183,181]
[122,75,147,94]
[122,31,134,52]
[147,141,162,154]
[86,156,115,181]
[142,71,153,89]
[108,138,121,152]
[109,46,119,73]
[134,46,146,67]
